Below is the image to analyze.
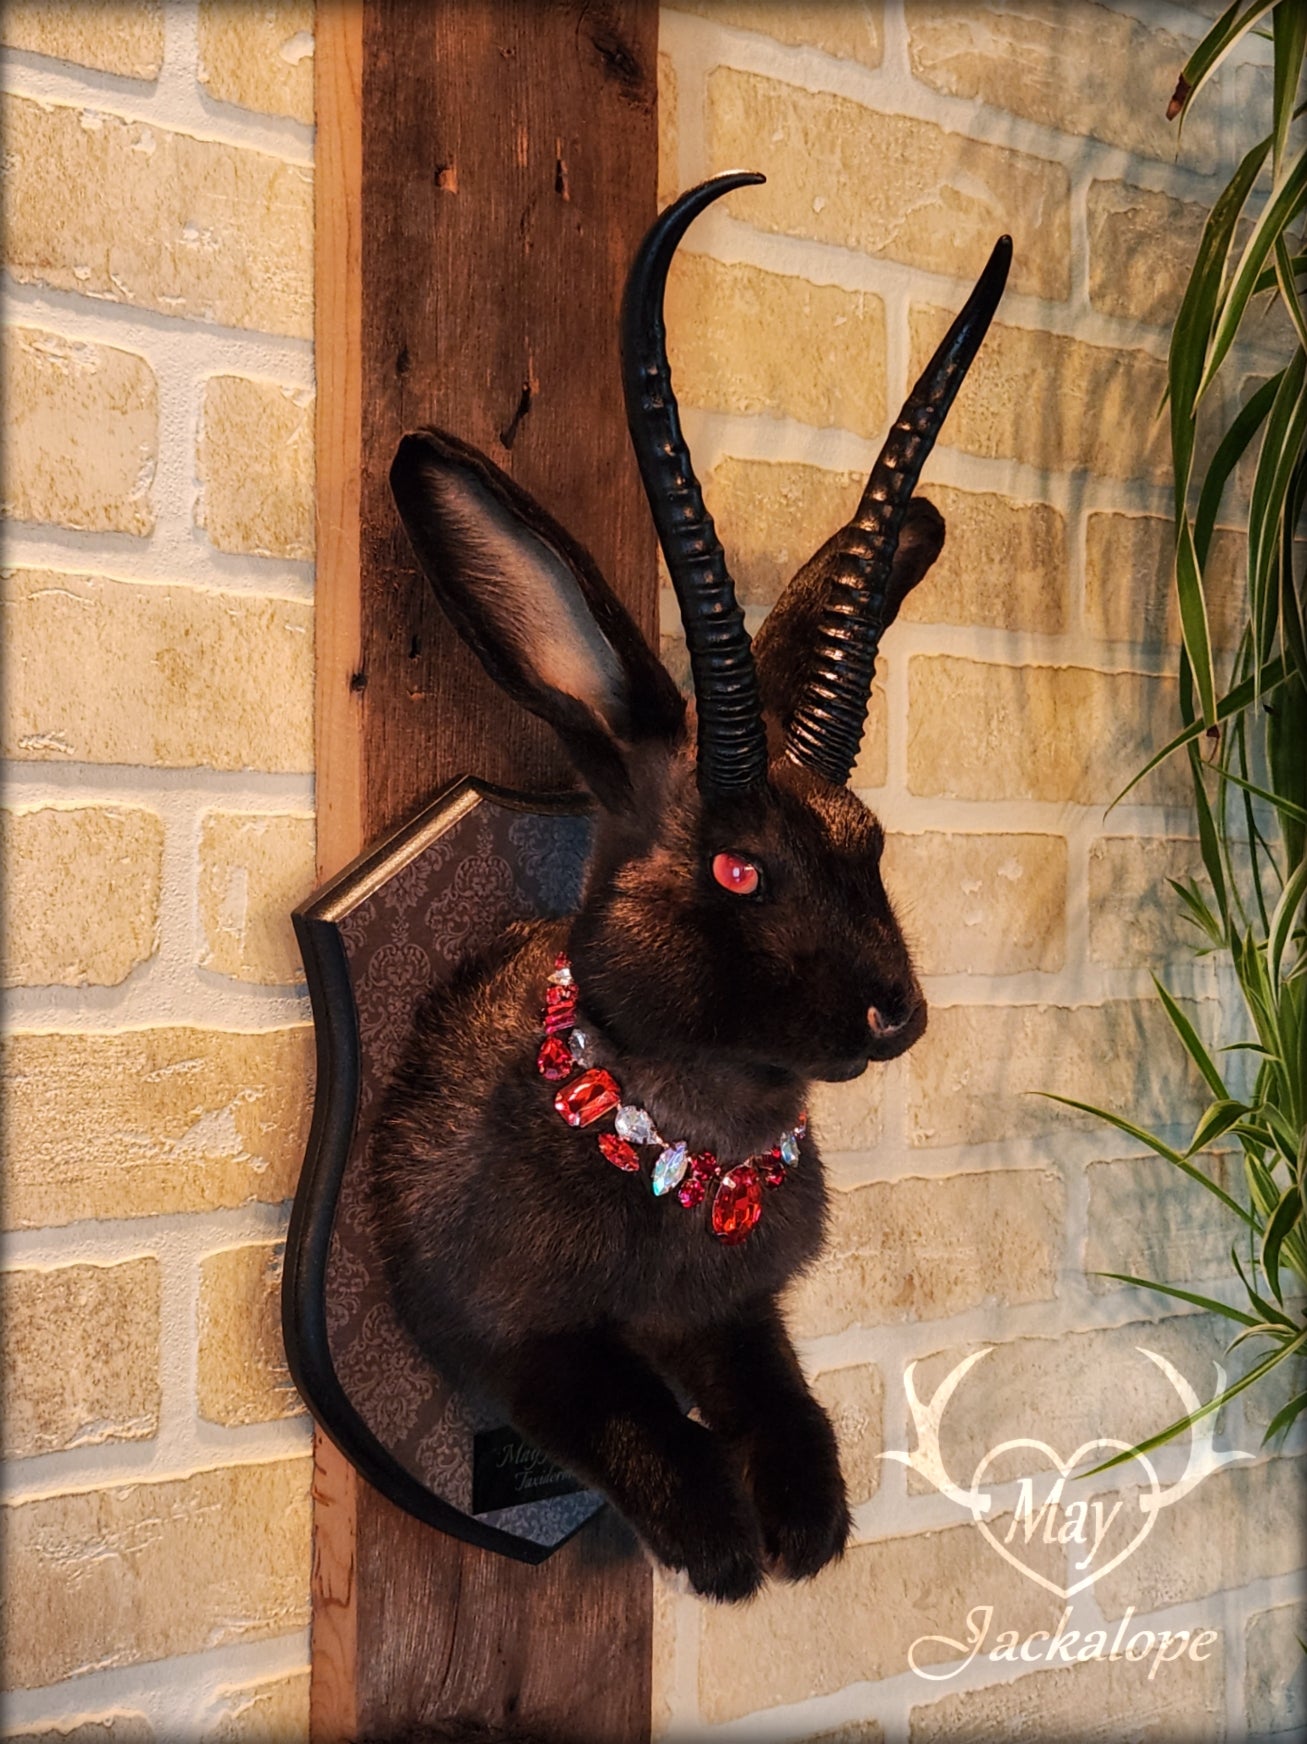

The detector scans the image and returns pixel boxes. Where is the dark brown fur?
[369,431,938,1602]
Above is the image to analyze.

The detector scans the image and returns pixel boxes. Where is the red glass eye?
[711,852,760,896]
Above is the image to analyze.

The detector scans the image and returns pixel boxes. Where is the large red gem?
[555,1068,620,1128]
[536,1034,574,1082]
[598,1132,640,1172]
[711,1164,764,1245]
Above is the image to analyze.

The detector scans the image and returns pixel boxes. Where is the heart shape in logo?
[970,1438,1160,1599]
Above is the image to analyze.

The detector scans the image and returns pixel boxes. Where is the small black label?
[471,1425,584,1514]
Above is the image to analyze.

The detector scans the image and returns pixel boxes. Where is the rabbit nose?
[867,1004,908,1039]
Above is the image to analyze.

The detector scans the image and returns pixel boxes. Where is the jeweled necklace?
[535,953,805,1245]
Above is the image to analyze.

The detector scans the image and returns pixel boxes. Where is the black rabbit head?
[390,175,1011,1089]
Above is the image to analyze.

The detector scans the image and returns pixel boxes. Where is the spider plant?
[1052,0,1306,1462]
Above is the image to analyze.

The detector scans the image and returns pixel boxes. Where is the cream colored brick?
[3,1719,154,1744]
[698,1516,1063,1723]
[909,309,1170,483]
[808,1069,883,1154]
[198,376,314,561]
[1088,182,1208,329]
[1085,512,1246,651]
[905,1,1220,172]
[4,94,312,339]
[2,1026,313,1229]
[1094,1456,1305,1618]
[2,806,163,988]
[709,457,865,608]
[658,52,678,211]
[201,1669,310,1743]
[0,2,162,79]
[812,1363,883,1507]
[198,812,314,986]
[1,327,156,536]
[3,1458,311,1691]
[1,1261,160,1458]
[3,568,313,772]
[786,1169,1063,1339]
[883,832,1066,976]
[906,999,1205,1149]
[907,1315,1233,1496]
[907,657,1189,807]
[197,2,314,124]
[198,1242,302,1427]
[1246,1601,1307,1739]
[706,69,1069,301]
[850,681,888,791]
[1088,836,1203,967]
[809,1725,883,1744]
[910,1647,1224,1743]
[666,253,886,438]
[1085,1153,1239,1293]
[675,1,883,67]
[908,485,1068,635]
[703,460,1067,632]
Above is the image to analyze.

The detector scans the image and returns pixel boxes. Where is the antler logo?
[883,1347,1254,1599]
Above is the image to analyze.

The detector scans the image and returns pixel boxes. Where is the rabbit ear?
[752,496,944,737]
[391,430,685,810]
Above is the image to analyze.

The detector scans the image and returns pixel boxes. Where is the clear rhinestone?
[548,963,574,987]
[651,1141,689,1197]
[615,1104,659,1146]
[780,1131,800,1167]
[569,1028,594,1067]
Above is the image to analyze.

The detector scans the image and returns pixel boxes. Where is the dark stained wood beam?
[312,2,658,1736]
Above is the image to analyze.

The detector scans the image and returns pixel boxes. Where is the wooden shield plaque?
[283,776,606,1561]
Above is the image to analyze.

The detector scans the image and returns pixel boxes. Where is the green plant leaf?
[1112,658,1288,807]
[1213,766,1307,828]
[1189,1099,1252,1153]
[1093,1273,1264,1326]
[1262,1386,1307,1441]
[1044,1095,1257,1223]
[1200,147,1307,400]
[1169,876,1225,944]
[1247,348,1307,677]
[1154,976,1229,1096]
[1173,1,1280,124]
[1268,856,1307,989]
[1194,374,1282,563]
[1262,1184,1303,1301]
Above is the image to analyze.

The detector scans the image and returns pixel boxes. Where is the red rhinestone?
[536,1034,574,1082]
[555,1068,621,1128]
[677,1173,707,1209]
[554,952,570,970]
[689,1150,720,1180]
[711,1164,764,1245]
[544,1007,576,1036]
[598,1132,640,1172]
[545,983,576,1013]
[761,1156,786,1189]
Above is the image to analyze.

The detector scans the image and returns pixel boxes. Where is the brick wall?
[2,4,315,1738]
[655,4,1304,1740]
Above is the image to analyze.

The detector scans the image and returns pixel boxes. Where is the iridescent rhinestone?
[780,1131,801,1167]
[555,1068,621,1128]
[711,1163,764,1244]
[536,1034,574,1081]
[651,1141,689,1197]
[568,1027,595,1067]
[615,1104,659,1146]
[598,1132,640,1173]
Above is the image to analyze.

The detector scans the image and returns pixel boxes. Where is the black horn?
[785,235,1013,786]
[621,174,769,796]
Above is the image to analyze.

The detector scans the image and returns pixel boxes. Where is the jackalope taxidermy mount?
[372,173,1011,1600]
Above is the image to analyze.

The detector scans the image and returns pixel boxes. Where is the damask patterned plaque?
[283,778,605,1561]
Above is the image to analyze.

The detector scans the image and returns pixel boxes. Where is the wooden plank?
[313,2,658,1735]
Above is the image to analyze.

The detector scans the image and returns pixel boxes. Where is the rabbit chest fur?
[365,174,1010,1601]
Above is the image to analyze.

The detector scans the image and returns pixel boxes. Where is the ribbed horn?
[621,173,769,796]
[786,235,1013,786]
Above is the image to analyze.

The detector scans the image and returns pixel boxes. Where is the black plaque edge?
[282,774,596,1564]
